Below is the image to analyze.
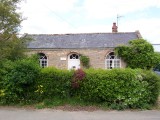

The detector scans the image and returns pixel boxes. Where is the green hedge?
[36,67,73,100]
[1,62,159,109]
[140,70,160,104]
[0,57,40,104]
[74,68,160,109]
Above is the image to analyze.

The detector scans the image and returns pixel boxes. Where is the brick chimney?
[112,22,118,33]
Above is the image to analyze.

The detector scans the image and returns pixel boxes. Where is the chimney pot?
[112,22,118,33]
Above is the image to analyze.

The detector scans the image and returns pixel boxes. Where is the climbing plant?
[115,39,160,69]
[80,55,90,68]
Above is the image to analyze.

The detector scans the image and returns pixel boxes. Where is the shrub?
[75,68,160,109]
[154,63,160,71]
[71,69,86,89]
[37,67,73,100]
[0,60,14,89]
[1,57,40,104]
[140,70,160,105]
[1,60,159,109]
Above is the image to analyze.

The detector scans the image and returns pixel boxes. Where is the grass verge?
[1,97,160,111]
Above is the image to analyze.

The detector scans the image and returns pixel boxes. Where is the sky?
[19,0,160,51]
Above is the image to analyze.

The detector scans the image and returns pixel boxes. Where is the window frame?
[69,54,79,59]
[105,52,121,69]
[39,53,48,68]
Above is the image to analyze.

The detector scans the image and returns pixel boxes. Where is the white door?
[68,54,80,70]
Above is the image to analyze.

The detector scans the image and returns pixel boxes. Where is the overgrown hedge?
[36,67,73,100]
[0,63,160,109]
[140,70,160,104]
[0,57,40,104]
[73,69,160,109]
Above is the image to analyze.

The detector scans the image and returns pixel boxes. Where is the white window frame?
[105,52,121,69]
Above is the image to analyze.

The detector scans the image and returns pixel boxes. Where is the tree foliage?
[0,0,28,62]
[115,39,160,69]
[0,0,22,36]
[0,34,28,62]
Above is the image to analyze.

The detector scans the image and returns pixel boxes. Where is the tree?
[0,35,27,61]
[115,39,160,69]
[0,0,27,62]
[0,0,22,36]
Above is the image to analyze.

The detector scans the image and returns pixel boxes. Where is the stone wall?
[27,48,126,69]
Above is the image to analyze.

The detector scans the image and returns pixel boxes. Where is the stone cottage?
[26,23,142,69]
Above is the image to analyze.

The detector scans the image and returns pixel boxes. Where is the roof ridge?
[27,32,136,36]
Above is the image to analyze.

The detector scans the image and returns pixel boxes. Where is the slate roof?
[27,32,140,49]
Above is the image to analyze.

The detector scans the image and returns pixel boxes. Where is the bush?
[0,60,14,88]
[37,67,73,100]
[1,60,159,109]
[71,69,86,89]
[75,68,160,109]
[140,70,160,105]
[154,63,160,71]
[0,57,40,104]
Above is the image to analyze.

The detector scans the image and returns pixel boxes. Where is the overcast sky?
[19,0,160,51]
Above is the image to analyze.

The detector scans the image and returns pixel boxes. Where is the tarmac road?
[0,108,160,120]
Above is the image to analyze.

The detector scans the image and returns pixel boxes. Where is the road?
[0,108,160,120]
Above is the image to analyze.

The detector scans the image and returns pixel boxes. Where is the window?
[105,52,121,69]
[70,54,79,59]
[38,53,48,68]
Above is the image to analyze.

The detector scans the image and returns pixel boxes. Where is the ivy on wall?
[80,55,90,68]
[115,39,160,69]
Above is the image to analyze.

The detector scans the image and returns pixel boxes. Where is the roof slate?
[27,32,140,49]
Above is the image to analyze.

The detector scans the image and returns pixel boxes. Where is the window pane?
[70,54,79,59]
[106,52,120,69]
[39,53,47,68]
